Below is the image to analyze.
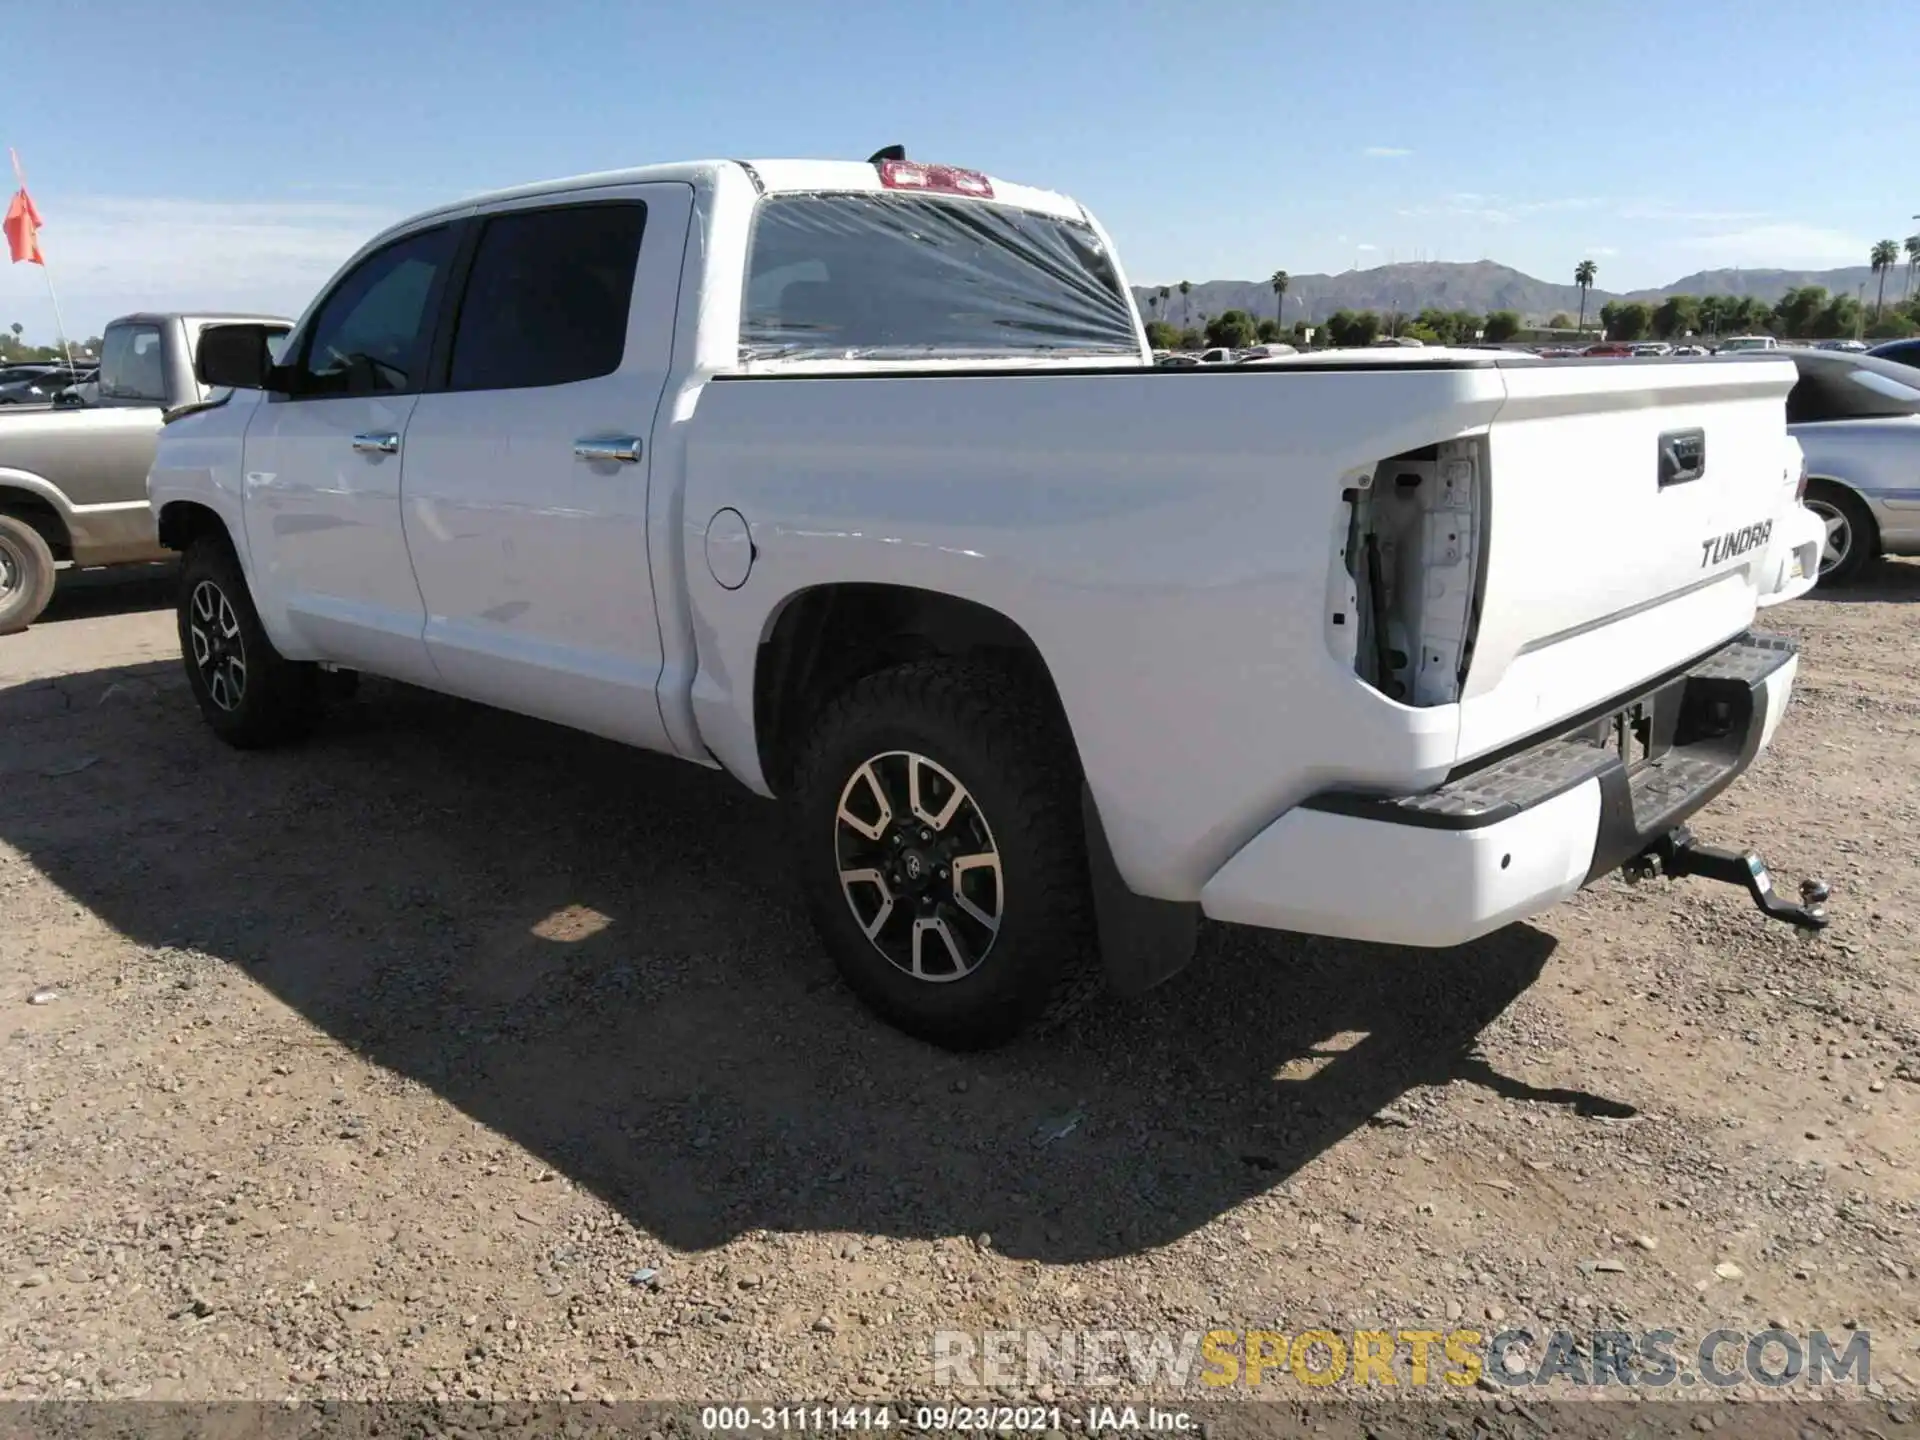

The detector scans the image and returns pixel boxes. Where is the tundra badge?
[1700,519,1772,569]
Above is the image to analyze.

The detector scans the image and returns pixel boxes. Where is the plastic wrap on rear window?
[740,193,1139,362]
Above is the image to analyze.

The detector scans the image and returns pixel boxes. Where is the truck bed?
[683,354,1811,901]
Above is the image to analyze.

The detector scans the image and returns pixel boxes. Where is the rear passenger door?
[399,184,692,750]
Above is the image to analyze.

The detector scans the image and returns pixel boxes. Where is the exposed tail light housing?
[877,159,994,200]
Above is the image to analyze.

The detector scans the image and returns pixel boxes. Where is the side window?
[292,226,455,398]
[447,203,646,391]
[98,323,167,403]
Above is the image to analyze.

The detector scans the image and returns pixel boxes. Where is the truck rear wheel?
[177,535,320,749]
[0,513,57,635]
[790,658,1099,1049]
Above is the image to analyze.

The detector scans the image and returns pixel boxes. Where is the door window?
[291,225,455,398]
[446,203,647,391]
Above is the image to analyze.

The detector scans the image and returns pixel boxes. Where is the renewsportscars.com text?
[930,1327,1871,1390]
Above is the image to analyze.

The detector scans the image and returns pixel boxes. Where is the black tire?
[790,657,1100,1050]
[1805,481,1878,587]
[0,513,57,635]
[177,534,320,748]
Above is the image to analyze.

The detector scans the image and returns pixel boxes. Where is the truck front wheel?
[0,513,57,634]
[791,658,1099,1049]
[177,536,320,749]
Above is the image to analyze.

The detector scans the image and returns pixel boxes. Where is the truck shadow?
[42,563,178,622]
[1,665,1621,1264]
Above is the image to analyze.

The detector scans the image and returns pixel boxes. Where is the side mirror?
[196,324,279,390]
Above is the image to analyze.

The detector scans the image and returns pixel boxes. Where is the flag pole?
[8,149,75,372]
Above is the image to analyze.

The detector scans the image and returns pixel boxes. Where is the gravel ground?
[1,562,1916,1415]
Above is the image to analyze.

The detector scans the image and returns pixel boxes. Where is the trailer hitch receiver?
[1622,825,1829,930]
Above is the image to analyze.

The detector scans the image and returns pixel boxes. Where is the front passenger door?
[241,223,458,683]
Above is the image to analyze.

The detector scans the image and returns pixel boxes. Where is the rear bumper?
[1199,631,1798,947]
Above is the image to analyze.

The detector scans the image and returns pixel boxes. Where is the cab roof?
[404,158,1087,229]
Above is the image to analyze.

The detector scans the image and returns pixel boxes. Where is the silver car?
[1786,349,1920,583]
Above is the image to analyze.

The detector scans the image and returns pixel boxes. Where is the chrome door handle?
[573,435,643,464]
[352,432,400,455]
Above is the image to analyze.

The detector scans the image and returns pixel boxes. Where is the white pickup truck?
[152,153,1830,1048]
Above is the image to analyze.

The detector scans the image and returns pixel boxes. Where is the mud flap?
[1082,785,1198,997]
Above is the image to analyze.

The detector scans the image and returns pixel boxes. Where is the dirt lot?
[2,562,1918,1411]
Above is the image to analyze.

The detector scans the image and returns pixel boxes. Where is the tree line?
[1566,241,1920,343]
[1144,286,1920,353]
[1,321,104,364]
[1145,305,1529,352]
[1587,287,1920,343]
[1145,238,1920,353]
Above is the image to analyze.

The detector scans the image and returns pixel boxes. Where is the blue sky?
[5,0,1918,338]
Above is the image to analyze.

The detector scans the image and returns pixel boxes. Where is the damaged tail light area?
[1329,437,1489,707]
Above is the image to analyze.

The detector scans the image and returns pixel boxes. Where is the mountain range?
[1133,262,1901,328]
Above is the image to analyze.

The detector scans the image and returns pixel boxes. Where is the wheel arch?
[751,582,1077,799]
[155,498,237,555]
[0,479,73,562]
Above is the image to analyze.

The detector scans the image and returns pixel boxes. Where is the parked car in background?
[1867,337,1920,371]
[1717,335,1779,354]
[1582,342,1633,357]
[0,310,290,632]
[1197,346,1236,364]
[1631,342,1673,357]
[0,363,91,405]
[1783,349,1920,583]
[53,374,99,407]
[1815,339,1870,353]
[1672,345,1710,357]
[1155,352,1200,367]
[1234,343,1298,361]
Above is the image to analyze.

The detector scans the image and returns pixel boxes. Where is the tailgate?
[1456,358,1800,760]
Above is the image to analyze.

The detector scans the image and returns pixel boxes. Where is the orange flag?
[5,186,45,266]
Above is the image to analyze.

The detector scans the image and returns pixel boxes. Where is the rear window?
[740,193,1139,362]
[98,322,166,403]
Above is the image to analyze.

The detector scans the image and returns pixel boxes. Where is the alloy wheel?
[0,541,17,599]
[834,750,1004,982]
[188,579,248,712]
[1804,497,1851,577]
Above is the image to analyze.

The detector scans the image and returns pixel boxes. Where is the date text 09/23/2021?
[700,1407,1191,1433]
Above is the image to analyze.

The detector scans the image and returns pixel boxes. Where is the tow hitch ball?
[1623,825,1830,931]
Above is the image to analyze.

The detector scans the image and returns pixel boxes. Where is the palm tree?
[1178,280,1192,327]
[1870,239,1899,318]
[1904,235,1920,302]
[1574,259,1598,333]
[1269,270,1290,327]
[1157,285,1171,321]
